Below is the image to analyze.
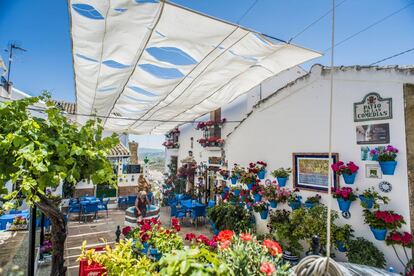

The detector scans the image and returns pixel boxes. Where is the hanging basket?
[269,200,277,208]
[370,227,387,241]
[359,195,374,209]
[258,170,266,180]
[259,209,269,220]
[288,200,301,210]
[230,177,237,184]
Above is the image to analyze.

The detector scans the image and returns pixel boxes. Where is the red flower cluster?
[331,161,359,175]
[375,211,404,225]
[195,119,226,130]
[122,226,132,236]
[262,239,283,256]
[387,231,413,247]
[217,230,234,243]
[137,218,161,242]
[260,262,276,276]
[331,187,357,201]
[171,218,181,232]
[185,233,217,248]
[240,233,252,242]
[197,136,225,147]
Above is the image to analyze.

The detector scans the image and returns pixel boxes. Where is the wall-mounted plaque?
[354,92,392,122]
[356,123,390,145]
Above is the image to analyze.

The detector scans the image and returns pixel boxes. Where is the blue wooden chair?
[97,198,110,217]
[68,202,82,223]
[191,205,207,227]
[170,204,186,219]
[127,195,137,206]
[81,202,99,222]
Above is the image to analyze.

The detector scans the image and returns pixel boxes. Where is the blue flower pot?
[221,192,226,199]
[359,195,374,209]
[379,161,397,175]
[224,187,230,193]
[142,242,149,254]
[260,209,269,219]
[150,248,162,260]
[247,182,254,190]
[277,177,288,187]
[258,170,266,180]
[269,200,277,208]
[370,227,387,241]
[304,202,316,209]
[233,190,240,197]
[371,154,378,161]
[342,172,357,184]
[336,241,347,252]
[253,194,262,202]
[289,200,301,210]
[230,177,237,184]
[337,198,352,213]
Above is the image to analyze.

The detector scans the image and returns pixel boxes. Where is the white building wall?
[225,65,414,272]
[165,67,307,169]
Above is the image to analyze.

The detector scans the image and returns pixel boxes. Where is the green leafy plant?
[0,95,118,275]
[268,210,302,255]
[305,194,321,204]
[207,203,254,233]
[346,237,386,268]
[359,187,389,209]
[157,248,232,276]
[333,224,354,250]
[252,201,268,213]
[240,172,256,184]
[271,168,291,178]
[149,229,184,254]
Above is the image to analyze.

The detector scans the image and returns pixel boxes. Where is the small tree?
[0,95,118,275]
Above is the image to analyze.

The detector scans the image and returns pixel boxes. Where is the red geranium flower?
[122,226,132,236]
[185,233,196,241]
[219,240,231,250]
[240,233,252,242]
[263,239,283,256]
[217,230,234,242]
[260,262,276,276]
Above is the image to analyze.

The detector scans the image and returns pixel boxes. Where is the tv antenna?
[4,42,27,89]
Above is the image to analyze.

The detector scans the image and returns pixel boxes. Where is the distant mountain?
[139,147,164,158]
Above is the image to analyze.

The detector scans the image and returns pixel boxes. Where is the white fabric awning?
[69,0,321,134]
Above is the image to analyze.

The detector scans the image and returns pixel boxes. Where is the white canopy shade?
[69,0,321,134]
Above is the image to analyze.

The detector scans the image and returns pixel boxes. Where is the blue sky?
[1,0,413,148]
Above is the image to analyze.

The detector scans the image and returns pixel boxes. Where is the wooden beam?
[404,83,414,256]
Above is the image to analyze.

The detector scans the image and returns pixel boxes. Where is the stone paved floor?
[61,206,213,276]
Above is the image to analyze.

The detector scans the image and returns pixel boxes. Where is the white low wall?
[225,65,414,272]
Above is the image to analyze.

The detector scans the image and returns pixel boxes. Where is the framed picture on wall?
[356,123,390,145]
[292,153,339,192]
[365,164,382,179]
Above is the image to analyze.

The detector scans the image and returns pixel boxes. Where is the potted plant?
[275,187,292,204]
[207,203,254,232]
[346,237,386,268]
[232,164,245,179]
[230,185,241,197]
[271,168,291,187]
[359,187,389,209]
[333,224,354,252]
[240,172,256,190]
[371,145,399,175]
[304,194,321,209]
[363,209,405,240]
[253,201,269,220]
[331,161,359,184]
[287,189,302,210]
[331,187,357,214]
[254,161,268,180]
[219,169,230,181]
[229,170,238,184]
[251,184,264,202]
[263,185,278,208]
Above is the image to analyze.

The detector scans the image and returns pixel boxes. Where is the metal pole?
[27,206,37,276]
[39,212,45,260]
[6,44,13,84]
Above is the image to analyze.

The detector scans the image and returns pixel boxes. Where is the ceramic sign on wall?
[354,92,392,122]
[356,123,390,145]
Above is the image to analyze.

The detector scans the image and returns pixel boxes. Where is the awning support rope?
[294,1,343,275]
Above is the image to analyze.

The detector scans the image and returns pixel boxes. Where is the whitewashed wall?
[164,67,307,170]
[225,64,414,272]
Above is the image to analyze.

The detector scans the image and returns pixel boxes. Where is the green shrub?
[346,237,386,268]
[207,203,253,233]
